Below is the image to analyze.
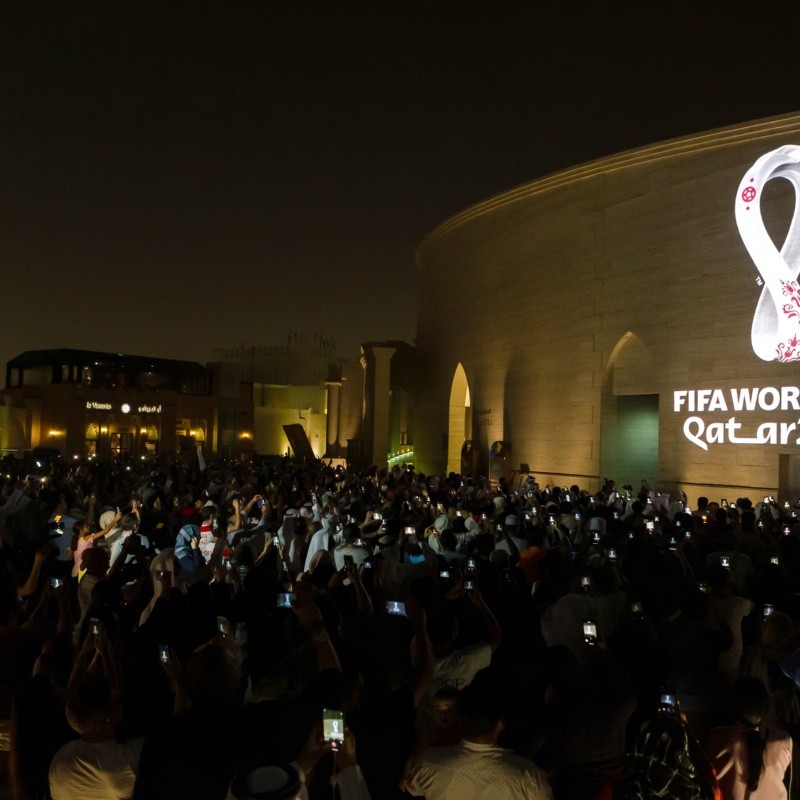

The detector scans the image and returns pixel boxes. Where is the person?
[71,509,122,578]
[332,524,371,574]
[703,563,754,680]
[225,726,372,800]
[415,589,502,740]
[108,514,149,570]
[403,680,553,799]
[45,491,78,578]
[48,675,143,800]
[615,690,716,800]
[708,678,792,800]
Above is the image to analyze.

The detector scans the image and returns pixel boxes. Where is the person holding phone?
[616,691,718,800]
[332,524,370,578]
[419,586,503,736]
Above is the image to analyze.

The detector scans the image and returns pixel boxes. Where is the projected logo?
[736,145,800,362]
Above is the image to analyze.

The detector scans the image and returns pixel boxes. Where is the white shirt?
[415,642,493,739]
[430,642,492,696]
[304,528,332,571]
[49,737,143,800]
[496,534,528,554]
[406,740,554,800]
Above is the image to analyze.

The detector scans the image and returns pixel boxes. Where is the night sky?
[3,2,800,375]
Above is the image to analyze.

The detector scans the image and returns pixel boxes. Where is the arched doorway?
[600,332,659,487]
[447,363,471,474]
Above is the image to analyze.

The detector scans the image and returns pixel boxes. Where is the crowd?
[0,454,798,799]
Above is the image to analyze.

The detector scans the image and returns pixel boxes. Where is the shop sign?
[84,401,162,414]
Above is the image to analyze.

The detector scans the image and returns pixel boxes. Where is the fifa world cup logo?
[736,145,800,362]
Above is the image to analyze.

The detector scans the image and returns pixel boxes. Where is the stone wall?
[414,113,800,503]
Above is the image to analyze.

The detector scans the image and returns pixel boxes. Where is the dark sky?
[2,2,800,372]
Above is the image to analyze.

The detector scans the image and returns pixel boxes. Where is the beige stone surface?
[415,113,800,503]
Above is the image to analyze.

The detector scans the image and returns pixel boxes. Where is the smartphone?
[580,575,591,591]
[784,526,792,536]
[439,570,451,580]
[158,643,170,663]
[659,691,676,707]
[785,501,791,510]
[549,515,555,524]
[631,601,643,615]
[721,499,728,508]
[217,615,229,634]
[668,536,677,551]
[720,555,731,568]
[362,559,373,570]
[373,512,382,521]
[323,708,345,752]
[575,512,581,521]
[386,600,406,616]
[698,582,710,594]
[685,531,692,541]
[90,617,102,636]
[222,557,232,572]
[763,603,775,619]
[591,531,600,545]
[608,548,617,562]
[646,497,653,506]
[613,511,619,520]
[404,526,415,535]
[50,577,63,589]
[256,498,265,509]
[276,592,296,608]
[464,578,475,595]
[481,513,487,521]
[53,515,62,523]
[771,556,780,566]
[344,555,354,569]
[583,620,597,645]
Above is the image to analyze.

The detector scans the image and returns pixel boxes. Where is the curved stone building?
[414,112,800,502]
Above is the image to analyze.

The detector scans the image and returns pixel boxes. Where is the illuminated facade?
[413,112,800,502]
[3,350,216,460]
[211,340,364,461]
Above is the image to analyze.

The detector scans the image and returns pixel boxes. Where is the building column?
[360,343,396,468]
[324,380,342,457]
